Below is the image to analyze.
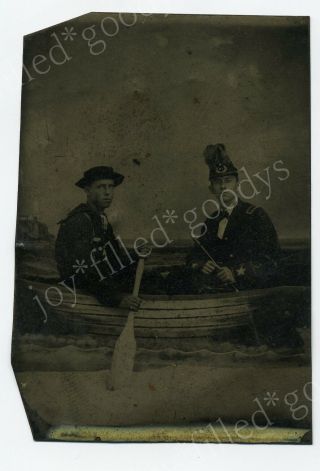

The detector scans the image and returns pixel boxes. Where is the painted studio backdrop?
[19,14,309,243]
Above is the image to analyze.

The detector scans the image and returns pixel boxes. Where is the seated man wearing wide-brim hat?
[55,166,148,310]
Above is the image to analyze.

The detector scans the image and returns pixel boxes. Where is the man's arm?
[56,214,133,307]
[230,208,280,288]
[185,221,212,270]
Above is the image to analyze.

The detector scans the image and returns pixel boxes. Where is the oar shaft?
[192,237,221,269]
[132,258,145,297]
[108,258,145,391]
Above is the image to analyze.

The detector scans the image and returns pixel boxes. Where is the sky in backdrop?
[18,13,310,243]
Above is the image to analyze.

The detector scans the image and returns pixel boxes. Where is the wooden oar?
[108,258,145,390]
[192,237,239,292]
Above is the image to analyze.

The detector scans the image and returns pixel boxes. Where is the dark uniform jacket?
[187,200,280,290]
[55,204,136,306]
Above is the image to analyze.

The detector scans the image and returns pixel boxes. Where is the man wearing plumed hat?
[186,143,280,291]
[55,166,148,310]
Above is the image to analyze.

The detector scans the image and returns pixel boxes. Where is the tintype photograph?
[12,13,311,443]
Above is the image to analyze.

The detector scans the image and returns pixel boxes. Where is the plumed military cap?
[203,144,238,179]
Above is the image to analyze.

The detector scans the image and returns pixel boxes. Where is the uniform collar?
[86,201,106,216]
[222,206,234,216]
[219,200,239,218]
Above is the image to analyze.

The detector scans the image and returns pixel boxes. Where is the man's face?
[210,175,238,207]
[85,179,115,210]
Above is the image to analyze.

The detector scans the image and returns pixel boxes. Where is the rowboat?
[19,279,310,348]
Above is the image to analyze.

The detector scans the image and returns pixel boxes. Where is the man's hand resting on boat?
[119,295,142,311]
[201,261,235,283]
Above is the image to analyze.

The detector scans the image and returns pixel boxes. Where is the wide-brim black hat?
[75,166,124,188]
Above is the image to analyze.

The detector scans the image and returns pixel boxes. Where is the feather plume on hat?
[203,143,238,179]
[203,143,227,167]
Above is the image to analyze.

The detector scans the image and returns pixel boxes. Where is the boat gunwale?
[52,307,253,324]
[51,303,256,319]
[20,278,309,308]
